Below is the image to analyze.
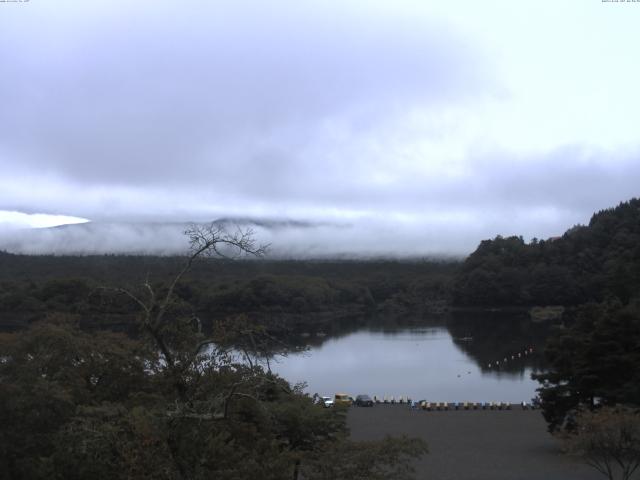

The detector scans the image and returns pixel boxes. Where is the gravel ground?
[347,405,603,480]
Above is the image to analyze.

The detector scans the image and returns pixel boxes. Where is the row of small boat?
[372,395,411,404]
[368,397,538,410]
[417,401,537,410]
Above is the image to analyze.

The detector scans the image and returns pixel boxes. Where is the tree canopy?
[0,223,427,479]
[453,198,640,306]
[534,301,640,433]
[560,406,640,480]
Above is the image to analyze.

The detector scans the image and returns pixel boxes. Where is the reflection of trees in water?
[446,311,549,375]
[284,312,450,349]
[278,310,553,376]
[262,312,372,350]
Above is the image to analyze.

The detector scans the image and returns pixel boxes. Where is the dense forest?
[453,198,640,307]
[533,299,640,432]
[1,198,640,478]
[3,198,638,334]
[0,224,429,480]
[0,254,455,335]
[450,199,640,433]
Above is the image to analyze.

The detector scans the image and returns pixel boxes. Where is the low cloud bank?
[0,210,582,259]
[0,220,479,258]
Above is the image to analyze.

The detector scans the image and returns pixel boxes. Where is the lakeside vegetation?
[453,198,640,307]
[1,198,639,478]
[0,254,455,334]
[451,198,640,438]
[0,224,428,480]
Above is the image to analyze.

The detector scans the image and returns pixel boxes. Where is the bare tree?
[114,222,268,399]
[561,407,640,480]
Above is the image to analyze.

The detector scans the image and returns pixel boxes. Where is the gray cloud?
[1,1,638,256]
[1,146,638,256]
[0,1,486,189]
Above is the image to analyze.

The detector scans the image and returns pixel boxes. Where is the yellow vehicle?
[334,393,353,406]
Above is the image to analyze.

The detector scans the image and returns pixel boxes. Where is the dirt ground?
[347,404,604,480]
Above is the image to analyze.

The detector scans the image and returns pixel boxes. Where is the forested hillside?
[452,198,640,306]
[0,229,429,479]
[450,198,640,432]
[0,254,455,332]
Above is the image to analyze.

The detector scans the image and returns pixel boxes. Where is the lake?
[271,313,549,404]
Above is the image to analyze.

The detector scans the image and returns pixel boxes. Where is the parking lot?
[348,405,603,480]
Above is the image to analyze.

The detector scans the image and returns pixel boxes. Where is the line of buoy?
[487,347,534,369]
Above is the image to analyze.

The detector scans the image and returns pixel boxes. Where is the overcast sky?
[1,0,639,255]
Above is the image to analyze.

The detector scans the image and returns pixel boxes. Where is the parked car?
[355,394,374,407]
[321,396,334,408]
[334,393,353,406]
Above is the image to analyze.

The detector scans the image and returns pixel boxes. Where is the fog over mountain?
[1,1,639,256]
[0,219,471,258]
[0,205,599,258]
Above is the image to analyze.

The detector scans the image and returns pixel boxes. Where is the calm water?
[272,317,547,404]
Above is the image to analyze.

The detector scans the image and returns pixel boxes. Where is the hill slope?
[452,198,640,306]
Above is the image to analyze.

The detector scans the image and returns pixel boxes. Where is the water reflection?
[272,313,551,403]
